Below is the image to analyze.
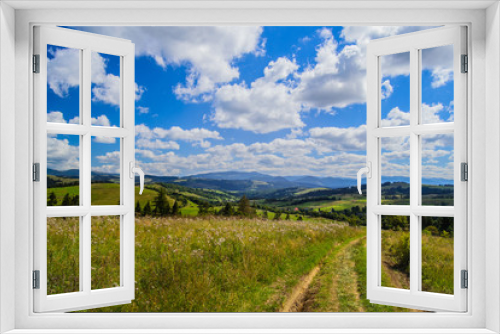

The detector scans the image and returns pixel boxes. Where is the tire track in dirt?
[280,237,364,312]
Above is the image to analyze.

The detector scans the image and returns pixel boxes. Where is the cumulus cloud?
[137,106,149,114]
[309,125,367,151]
[381,107,410,127]
[341,26,453,88]
[136,145,367,178]
[47,111,67,123]
[135,124,222,149]
[47,47,144,107]
[293,29,367,110]
[381,80,393,99]
[212,57,303,133]
[93,137,116,144]
[47,136,79,170]
[80,26,264,101]
[47,47,80,97]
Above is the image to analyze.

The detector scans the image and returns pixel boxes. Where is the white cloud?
[212,57,303,133]
[309,125,367,151]
[381,80,393,99]
[137,106,149,114]
[135,124,222,149]
[47,47,80,97]
[47,48,144,107]
[263,57,299,83]
[93,137,116,144]
[381,107,410,127]
[81,26,264,101]
[91,115,111,127]
[47,136,79,170]
[421,103,445,124]
[47,111,67,123]
[136,138,180,150]
[293,29,366,110]
[341,26,452,88]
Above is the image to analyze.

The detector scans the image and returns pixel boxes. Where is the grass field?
[381,230,454,294]
[46,216,454,312]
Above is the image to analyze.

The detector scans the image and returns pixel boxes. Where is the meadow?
[46,181,455,312]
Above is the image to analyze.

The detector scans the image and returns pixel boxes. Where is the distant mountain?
[48,168,80,177]
[47,169,452,192]
[191,171,295,187]
[289,176,358,189]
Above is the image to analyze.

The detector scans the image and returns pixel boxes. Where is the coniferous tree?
[263,211,269,219]
[172,201,180,216]
[154,188,170,217]
[71,194,79,206]
[135,201,142,216]
[143,201,152,216]
[237,195,253,216]
[273,212,280,220]
[61,193,71,206]
[222,202,234,216]
[285,213,291,220]
[48,191,57,206]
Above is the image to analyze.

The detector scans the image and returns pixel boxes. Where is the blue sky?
[46,26,455,181]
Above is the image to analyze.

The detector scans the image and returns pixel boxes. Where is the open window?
[33,26,142,312]
[362,26,467,312]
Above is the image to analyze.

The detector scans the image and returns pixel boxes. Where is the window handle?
[129,161,145,195]
[357,162,372,195]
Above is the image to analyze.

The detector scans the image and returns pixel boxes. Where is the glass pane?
[47,217,80,295]
[381,215,410,290]
[381,136,410,205]
[421,216,454,294]
[421,133,454,206]
[47,134,80,206]
[91,52,121,127]
[91,137,121,205]
[421,45,454,124]
[47,45,81,125]
[91,215,121,290]
[380,52,410,127]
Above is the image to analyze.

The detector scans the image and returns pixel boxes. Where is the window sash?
[366,26,467,312]
[33,26,136,313]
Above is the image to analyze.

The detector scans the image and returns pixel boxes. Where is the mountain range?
[48,169,453,193]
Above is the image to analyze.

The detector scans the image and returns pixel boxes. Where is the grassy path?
[280,236,420,313]
[279,235,364,312]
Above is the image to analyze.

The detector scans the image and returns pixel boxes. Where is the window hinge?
[33,270,40,289]
[461,54,468,73]
[461,270,468,289]
[33,163,40,182]
[461,162,468,181]
[33,54,40,73]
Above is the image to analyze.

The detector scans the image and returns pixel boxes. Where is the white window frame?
[0,1,498,333]
[33,26,137,313]
[365,26,467,312]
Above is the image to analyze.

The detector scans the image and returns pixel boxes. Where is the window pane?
[380,52,410,127]
[421,133,454,206]
[47,45,81,125]
[91,52,121,127]
[91,215,121,290]
[381,215,410,290]
[91,137,121,205]
[381,137,410,205]
[47,134,80,206]
[47,217,80,295]
[421,216,454,294]
[421,45,454,124]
